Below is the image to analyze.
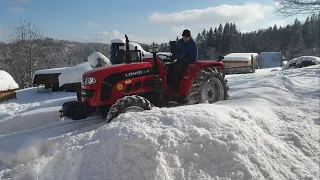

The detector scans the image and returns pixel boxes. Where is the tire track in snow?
[0,117,105,170]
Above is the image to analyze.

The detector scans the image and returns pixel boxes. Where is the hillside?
[0,66,319,180]
[0,40,110,88]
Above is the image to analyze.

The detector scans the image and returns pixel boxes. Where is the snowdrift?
[282,56,320,70]
[0,66,319,180]
[58,52,111,87]
[0,70,19,91]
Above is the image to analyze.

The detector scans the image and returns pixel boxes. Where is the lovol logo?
[125,69,152,78]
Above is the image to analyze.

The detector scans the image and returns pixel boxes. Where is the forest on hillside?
[0,13,319,88]
[145,13,320,60]
[0,38,109,87]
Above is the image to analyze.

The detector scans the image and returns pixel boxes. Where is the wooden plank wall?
[0,90,17,103]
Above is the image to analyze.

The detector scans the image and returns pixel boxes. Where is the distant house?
[223,53,259,68]
[0,70,19,103]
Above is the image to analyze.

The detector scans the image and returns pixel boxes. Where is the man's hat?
[182,29,191,37]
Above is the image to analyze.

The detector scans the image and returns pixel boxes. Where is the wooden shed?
[0,70,19,103]
[223,53,259,68]
[222,53,259,74]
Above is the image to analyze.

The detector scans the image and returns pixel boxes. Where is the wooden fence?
[223,65,255,75]
[0,90,17,103]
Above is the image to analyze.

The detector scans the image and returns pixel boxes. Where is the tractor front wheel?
[106,95,152,123]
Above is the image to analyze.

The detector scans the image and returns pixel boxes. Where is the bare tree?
[275,0,320,17]
[9,19,45,86]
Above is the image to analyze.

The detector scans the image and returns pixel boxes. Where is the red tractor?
[59,35,229,122]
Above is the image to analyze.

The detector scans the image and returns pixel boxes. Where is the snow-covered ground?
[0,66,319,180]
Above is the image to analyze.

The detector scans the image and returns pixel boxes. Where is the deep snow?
[282,56,320,70]
[0,66,319,180]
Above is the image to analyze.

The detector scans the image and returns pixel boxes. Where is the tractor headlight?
[82,77,97,85]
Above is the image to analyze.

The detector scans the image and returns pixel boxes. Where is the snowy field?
[0,66,319,180]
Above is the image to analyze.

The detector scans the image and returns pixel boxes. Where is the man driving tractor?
[173,29,198,94]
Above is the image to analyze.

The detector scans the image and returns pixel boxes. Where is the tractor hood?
[83,62,153,80]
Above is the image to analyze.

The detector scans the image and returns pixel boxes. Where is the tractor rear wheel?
[106,95,152,123]
[186,67,227,104]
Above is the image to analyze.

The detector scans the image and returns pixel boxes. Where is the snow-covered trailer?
[222,53,258,74]
[0,70,19,103]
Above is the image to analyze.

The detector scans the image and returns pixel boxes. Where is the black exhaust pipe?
[125,34,132,64]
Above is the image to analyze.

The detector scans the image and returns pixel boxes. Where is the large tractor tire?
[186,67,228,104]
[106,95,152,123]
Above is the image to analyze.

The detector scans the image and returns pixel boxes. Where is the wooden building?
[222,53,259,74]
[223,53,259,68]
[0,70,19,103]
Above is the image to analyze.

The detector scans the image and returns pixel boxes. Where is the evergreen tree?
[302,17,312,48]
[215,24,223,55]
[206,27,214,47]
[222,23,231,54]
[229,23,242,52]
[288,28,306,58]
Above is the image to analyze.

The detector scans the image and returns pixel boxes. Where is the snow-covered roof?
[223,53,259,61]
[111,39,125,44]
[0,70,19,91]
[34,67,70,75]
[111,39,147,52]
[260,52,281,55]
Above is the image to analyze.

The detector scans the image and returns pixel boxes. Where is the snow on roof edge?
[34,67,70,75]
[223,53,259,61]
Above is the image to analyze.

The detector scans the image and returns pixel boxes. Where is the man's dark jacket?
[176,37,198,64]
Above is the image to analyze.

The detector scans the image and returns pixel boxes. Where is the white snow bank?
[0,65,319,180]
[87,52,111,68]
[0,107,61,136]
[0,87,76,120]
[58,62,92,87]
[58,52,110,87]
[223,53,259,61]
[0,70,19,91]
[282,56,320,70]
[34,67,70,75]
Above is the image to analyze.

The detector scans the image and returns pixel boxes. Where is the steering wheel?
[157,54,176,65]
